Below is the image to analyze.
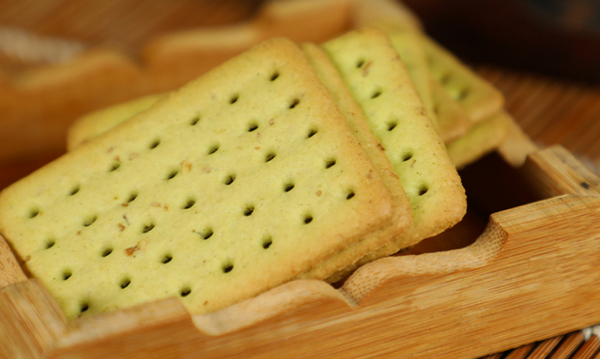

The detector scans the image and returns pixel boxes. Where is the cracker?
[447,110,511,169]
[387,31,436,124]
[321,28,466,277]
[430,79,472,143]
[67,94,163,150]
[298,42,412,281]
[420,34,504,123]
[0,37,395,319]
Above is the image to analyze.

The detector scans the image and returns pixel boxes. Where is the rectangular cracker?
[0,37,395,319]
[387,30,436,124]
[67,93,163,151]
[298,42,412,281]
[420,34,505,123]
[321,27,466,279]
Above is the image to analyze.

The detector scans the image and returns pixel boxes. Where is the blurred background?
[0,0,599,189]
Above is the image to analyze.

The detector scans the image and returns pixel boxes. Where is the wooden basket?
[2,143,600,358]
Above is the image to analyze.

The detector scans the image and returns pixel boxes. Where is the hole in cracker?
[182,198,196,209]
[142,223,155,233]
[346,190,355,200]
[284,182,295,192]
[222,260,234,274]
[270,72,279,81]
[101,247,113,257]
[289,98,300,109]
[229,94,239,104]
[190,115,200,126]
[433,105,439,115]
[44,239,56,249]
[418,184,429,196]
[207,143,219,155]
[303,214,313,224]
[356,59,365,68]
[307,128,318,138]
[223,174,236,185]
[120,278,131,289]
[126,191,138,203]
[387,121,398,131]
[83,215,97,227]
[62,270,72,281]
[198,228,213,240]
[109,162,121,172]
[80,302,89,313]
[371,90,382,99]
[440,73,451,84]
[149,139,161,149]
[165,169,179,180]
[265,152,276,162]
[69,185,80,196]
[457,88,470,101]
[180,286,191,297]
[244,205,255,216]
[248,122,259,132]
[161,254,173,264]
[262,236,273,249]
[325,158,337,169]
[28,208,40,218]
[402,151,414,162]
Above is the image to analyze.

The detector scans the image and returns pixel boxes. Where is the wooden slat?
[573,335,600,359]
[505,343,535,359]
[549,332,585,359]
[527,335,565,359]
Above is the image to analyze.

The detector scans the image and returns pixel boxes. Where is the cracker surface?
[322,28,466,275]
[0,37,394,319]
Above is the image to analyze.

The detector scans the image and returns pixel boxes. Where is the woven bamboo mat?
[480,328,600,359]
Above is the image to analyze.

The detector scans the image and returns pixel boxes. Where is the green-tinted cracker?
[67,94,163,151]
[0,37,395,319]
[298,42,412,281]
[421,34,504,123]
[447,110,510,169]
[430,79,472,144]
[387,31,435,124]
[322,28,466,271]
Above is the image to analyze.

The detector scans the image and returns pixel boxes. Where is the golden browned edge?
[66,93,164,151]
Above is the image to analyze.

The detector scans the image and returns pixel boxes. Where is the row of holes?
[74,280,195,315]
[426,55,470,101]
[26,126,321,220]
[27,153,338,224]
[356,57,430,198]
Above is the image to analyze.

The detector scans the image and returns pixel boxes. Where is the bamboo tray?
[2,142,600,358]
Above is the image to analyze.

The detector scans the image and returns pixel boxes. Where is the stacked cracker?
[0,28,467,320]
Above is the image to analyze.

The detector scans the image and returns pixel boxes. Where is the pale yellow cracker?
[321,28,466,278]
[0,37,395,319]
[67,94,163,150]
[447,110,511,169]
[420,34,505,123]
[298,42,412,281]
